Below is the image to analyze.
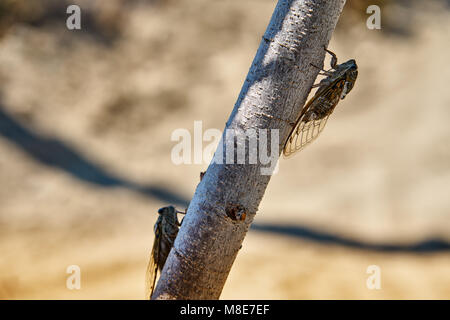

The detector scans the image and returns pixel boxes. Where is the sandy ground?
[0,0,449,299]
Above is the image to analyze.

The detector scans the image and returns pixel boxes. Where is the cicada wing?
[283,115,330,157]
[145,221,161,300]
[283,77,345,158]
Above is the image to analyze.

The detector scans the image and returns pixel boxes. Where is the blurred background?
[0,0,449,299]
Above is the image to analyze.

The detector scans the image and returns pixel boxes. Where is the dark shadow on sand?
[251,223,450,253]
[0,106,189,207]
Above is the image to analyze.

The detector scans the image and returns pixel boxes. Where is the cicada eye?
[347,82,354,91]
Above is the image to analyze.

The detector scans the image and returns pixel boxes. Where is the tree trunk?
[152,0,346,300]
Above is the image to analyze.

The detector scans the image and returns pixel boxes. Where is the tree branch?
[152,0,346,300]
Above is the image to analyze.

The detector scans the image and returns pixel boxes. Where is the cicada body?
[283,49,358,157]
[146,206,185,299]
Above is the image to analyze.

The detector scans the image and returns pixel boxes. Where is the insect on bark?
[283,48,358,157]
[145,206,185,299]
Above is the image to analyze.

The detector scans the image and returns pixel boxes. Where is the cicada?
[145,206,185,299]
[283,48,358,157]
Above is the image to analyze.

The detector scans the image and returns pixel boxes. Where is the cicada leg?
[324,48,338,69]
[310,63,333,76]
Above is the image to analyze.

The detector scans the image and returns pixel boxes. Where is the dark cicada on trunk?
[284,48,358,157]
[146,206,185,299]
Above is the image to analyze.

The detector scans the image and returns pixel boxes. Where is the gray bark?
[152,0,346,300]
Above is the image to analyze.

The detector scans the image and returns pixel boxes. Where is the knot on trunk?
[225,203,247,222]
